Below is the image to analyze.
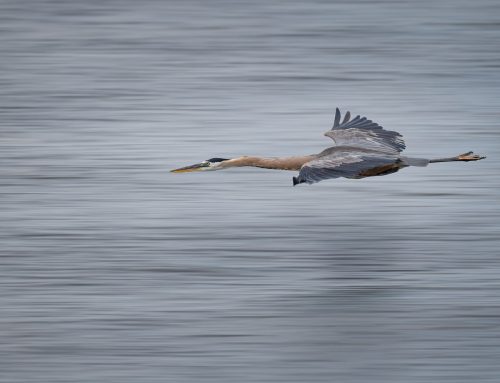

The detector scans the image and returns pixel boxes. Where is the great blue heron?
[171,108,485,185]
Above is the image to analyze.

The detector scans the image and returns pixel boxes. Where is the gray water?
[2,0,500,382]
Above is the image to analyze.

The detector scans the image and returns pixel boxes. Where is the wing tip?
[342,110,351,124]
[332,107,353,130]
[293,176,305,186]
[333,108,341,128]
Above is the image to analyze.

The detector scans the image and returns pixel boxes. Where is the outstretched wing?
[295,147,398,185]
[325,108,405,153]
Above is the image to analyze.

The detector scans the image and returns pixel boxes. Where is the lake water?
[1,0,500,382]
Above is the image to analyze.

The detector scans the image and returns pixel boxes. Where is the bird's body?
[171,108,485,185]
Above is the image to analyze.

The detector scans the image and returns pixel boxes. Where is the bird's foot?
[457,151,486,161]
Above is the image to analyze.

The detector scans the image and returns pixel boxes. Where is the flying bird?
[171,108,485,185]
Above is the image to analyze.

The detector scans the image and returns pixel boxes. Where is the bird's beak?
[170,162,206,173]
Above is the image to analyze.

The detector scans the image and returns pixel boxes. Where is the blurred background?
[1,0,500,382]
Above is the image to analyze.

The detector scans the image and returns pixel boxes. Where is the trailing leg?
[429,151,485,163]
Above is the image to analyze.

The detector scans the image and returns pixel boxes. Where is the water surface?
[1,1,500,382]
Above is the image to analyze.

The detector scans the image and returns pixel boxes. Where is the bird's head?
[170,157,230,173]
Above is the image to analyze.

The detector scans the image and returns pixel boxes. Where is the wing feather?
[332,108,341,128]
[296,148,398,185]
[342,111,351,124]
[325,108,405,153]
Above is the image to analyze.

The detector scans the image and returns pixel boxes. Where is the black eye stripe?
[207,157,229,163]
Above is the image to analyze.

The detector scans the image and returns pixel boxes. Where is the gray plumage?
[326,108,405,153]
[295,108,408,184]
[297,147,400,185]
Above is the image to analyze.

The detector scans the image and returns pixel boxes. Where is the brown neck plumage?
[221,155,315,171]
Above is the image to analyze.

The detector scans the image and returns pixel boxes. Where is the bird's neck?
[221,155,315,171]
